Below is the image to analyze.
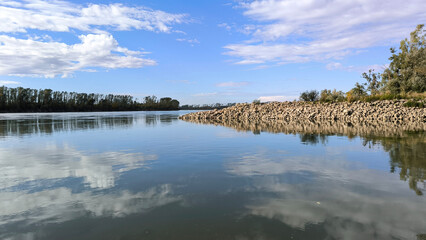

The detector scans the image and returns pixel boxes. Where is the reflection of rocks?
[0,145,157,189]
[0,184,179,227]
[226,152,426,240]
[181,100,425,123]
[182,117,425,137]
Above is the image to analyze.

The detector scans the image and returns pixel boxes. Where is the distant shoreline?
[0,109,187,114]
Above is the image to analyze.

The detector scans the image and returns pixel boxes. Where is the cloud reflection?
[226,151,426,239]
[0,145,157,189]
[0,184,180,233]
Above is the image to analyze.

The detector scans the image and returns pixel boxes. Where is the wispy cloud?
[326,62,389,73]
[176,38,200,45]
[0,0,188,78]
[225,0,426,65]
[0,80,21,85]
[193,92,218,97]
[218,23,232,31]
[216,81,250,87]
[0,0,187,33]
[258,95,296,102]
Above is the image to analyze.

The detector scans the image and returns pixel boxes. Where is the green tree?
[382,24,426,93]
[300,90,319,102]
[362,69,382,95]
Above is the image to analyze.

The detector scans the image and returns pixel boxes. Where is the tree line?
[0,87,179,112]
[300,24,425,105]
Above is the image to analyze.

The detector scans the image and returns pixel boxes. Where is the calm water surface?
[0,111,425,240]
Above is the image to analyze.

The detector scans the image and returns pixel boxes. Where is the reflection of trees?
[145,114,158,126]
[0,114,135,137]
[363,132,426,195]
[183,117,426,196]
[145,114,178,126]
[299,133,328,145]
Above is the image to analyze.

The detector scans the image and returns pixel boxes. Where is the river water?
[0,111,425,240]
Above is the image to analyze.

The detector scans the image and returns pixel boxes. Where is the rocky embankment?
[180,100,425,124]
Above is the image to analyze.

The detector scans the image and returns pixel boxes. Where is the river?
[0,111,424,240]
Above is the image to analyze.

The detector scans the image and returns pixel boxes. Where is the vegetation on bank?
[299,24,426,107]
[0,87,179,112]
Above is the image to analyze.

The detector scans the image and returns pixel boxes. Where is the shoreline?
[180,100,425,124]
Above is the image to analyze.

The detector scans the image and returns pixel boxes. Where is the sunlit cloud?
[225,0,426,65]
[0,34,156,78]
[0,0,188,77]
[0,0,186,33]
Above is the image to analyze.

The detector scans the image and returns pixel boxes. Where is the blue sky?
[0,0,424,104]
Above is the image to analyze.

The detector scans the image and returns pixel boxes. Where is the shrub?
[404,100,424,108]
[320,89,345,102]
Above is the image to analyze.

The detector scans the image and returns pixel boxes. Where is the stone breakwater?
[180,100,425,124]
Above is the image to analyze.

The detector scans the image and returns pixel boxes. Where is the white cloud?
[193,92,218,97]
[0,34,156,78]
[0,0,186,33]
[216,81,250,87]
[225,0,426,65]
[176,38,200,45]
[218,23,232,31]
[0,80,21,85]
[0,0,188,77]
[258,95,296,102]
[326,62,344,71]
[326,62,389,73]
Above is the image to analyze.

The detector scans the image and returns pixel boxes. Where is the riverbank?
[180,100,425,124]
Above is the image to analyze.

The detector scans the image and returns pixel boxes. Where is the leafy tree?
[381,24,426,93]
[300,90,319,102]
[352,82,367,97]
[362,69,382,95]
